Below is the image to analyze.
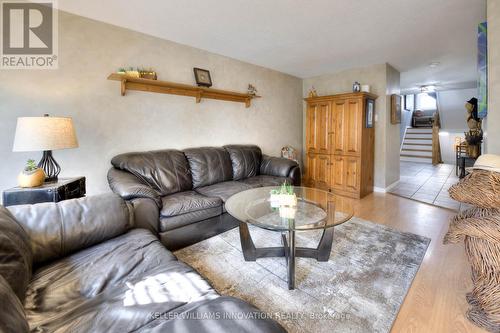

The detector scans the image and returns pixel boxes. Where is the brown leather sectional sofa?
[108,145,300,250]
[0,194,286,332]
[0,144,299,332]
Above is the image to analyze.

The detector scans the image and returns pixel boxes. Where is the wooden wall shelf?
[107,73,260,108]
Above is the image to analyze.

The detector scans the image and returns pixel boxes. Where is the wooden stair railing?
[432,112,443,165]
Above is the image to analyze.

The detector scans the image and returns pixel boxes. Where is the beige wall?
[385,64,401,186]
[486,0,500,153]
[302,63,401,189]
[0,11,303,198]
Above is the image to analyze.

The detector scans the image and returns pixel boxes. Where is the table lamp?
[13,115,78,182]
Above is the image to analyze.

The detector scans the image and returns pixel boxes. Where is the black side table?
[459,157,477,179]
[2,177,86,207]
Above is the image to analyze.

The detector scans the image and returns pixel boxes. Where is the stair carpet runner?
[400,127,433,164]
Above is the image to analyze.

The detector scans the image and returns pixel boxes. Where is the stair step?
[402,148,432,152]
[405,134,433,139]
[405,137,433,141]
[400,151,432,157]
[406,128,433,133]
[402,145,433,152]
[403,143,432,146]
[405,137,432,141]
[403,139,433,145]
[400,156,432,163]
[402,147,432,151]
[400,154,432,159]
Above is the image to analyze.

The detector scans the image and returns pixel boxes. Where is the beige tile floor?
[388,161,471,211]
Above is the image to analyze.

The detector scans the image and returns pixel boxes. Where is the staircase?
[400,127,433,163]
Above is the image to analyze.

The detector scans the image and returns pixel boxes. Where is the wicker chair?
[444,170,500,332]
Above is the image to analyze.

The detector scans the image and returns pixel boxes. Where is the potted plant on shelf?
[18,159,46,188]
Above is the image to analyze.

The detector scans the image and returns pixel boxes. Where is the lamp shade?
[13,116,78,152]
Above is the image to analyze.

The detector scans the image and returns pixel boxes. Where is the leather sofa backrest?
[8,194,133,265]
[0,206,32,301]
[0,275,29,333]
[224,145,262,180]
[184,147,233,188]
[111,150,192,196]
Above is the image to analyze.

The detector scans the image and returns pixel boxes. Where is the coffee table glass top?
[225,186,353,231]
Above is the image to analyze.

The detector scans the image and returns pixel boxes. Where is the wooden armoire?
[304,92,377,199]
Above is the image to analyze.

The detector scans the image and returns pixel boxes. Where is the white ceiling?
[58,0,486,91]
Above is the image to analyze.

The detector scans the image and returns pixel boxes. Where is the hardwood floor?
[352,192,486,333]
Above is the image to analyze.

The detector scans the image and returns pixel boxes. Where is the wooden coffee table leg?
[317,227,334,262]
[239,222,257,261]
[281,233,289,258]
[239,222,332,289]
[288,230,296,290]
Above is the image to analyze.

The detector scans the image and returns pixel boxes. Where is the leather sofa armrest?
[130,197,160,235]
[260,155,301,186]
[288,165,301,186]
[107,168,161,207]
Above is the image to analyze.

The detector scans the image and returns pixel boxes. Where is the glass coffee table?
[225,186,354,290]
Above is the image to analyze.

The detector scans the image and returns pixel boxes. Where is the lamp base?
[38,150,61,182]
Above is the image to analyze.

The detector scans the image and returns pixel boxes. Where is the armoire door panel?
[315,154,330,190]
[331,100,346,154]
[346,99,362,155]
[331,156,344,191]
[305,153,316,186]
[317,102,331,154]
[345,158,360,192]
[306,104,318,153]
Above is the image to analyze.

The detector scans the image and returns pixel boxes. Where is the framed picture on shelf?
[366,99,375,128]
[391,94,402,124]
[193,68,212,87]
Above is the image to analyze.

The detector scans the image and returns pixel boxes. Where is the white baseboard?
[373,180,400,193]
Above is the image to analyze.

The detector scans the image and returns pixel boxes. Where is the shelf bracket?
[195,91,202,104]
[245,98,251,108]
[120,78,127,96]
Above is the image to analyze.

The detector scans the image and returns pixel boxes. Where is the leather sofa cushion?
[160,207,221,232]
[224,145,262,180]
[195,181,252,202]
[0,205,32,301]
[160,191,222,231]
[184,147,233,188]
[8,194,132,265]
[0,275,29,333]
[112,149,192,196]
[25,229,220,332]
[161,191,222,217]
[239,175,291,188]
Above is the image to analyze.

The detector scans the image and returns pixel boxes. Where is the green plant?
[24,159,38,172]
[270,181,294,195]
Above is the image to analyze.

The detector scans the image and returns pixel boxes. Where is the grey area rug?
[175,218,430,333]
